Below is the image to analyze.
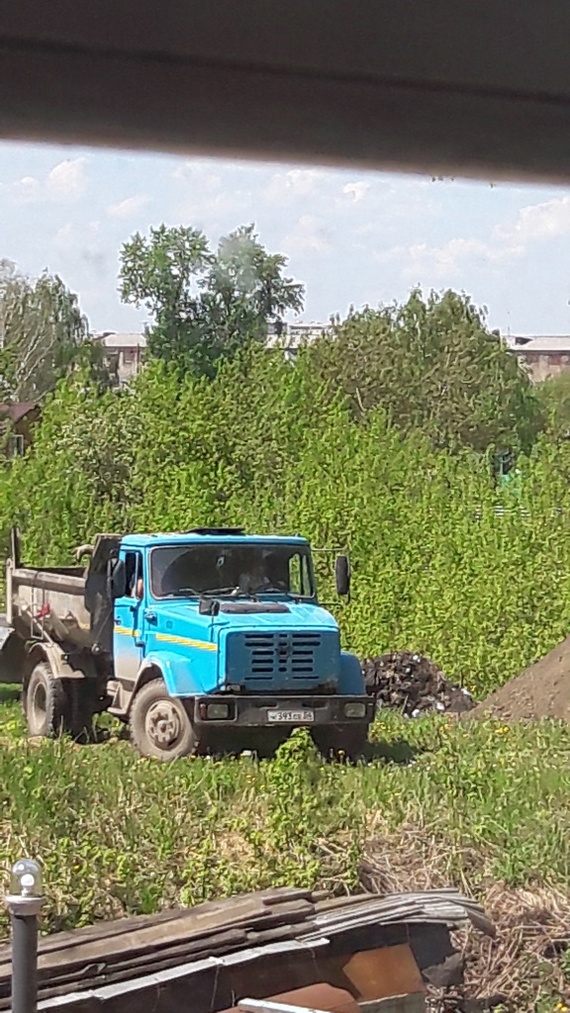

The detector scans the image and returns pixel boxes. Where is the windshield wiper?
[162,586,200,598]
[200,586,249,597]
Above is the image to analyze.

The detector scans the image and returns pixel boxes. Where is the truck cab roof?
[120,531,310,550]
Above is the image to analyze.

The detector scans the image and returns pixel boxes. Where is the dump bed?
[7,562,92,648]
[4,530,121,653]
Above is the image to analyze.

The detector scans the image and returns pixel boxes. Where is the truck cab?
[106,528,372,759]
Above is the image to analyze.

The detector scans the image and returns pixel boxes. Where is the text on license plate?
[267,709,315,723]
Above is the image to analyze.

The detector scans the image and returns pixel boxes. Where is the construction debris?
[361,653,475,718]
[0,887,494,1012]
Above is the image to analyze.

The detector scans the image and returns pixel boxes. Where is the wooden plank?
[239,1001,331,1013]
[230,984,361,1013]
[1,931,250,1006]
[0,899,314,981]
[0,886,314,961]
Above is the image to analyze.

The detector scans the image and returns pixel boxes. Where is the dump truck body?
[1,528,372,759]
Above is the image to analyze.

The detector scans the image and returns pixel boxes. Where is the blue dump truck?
[0,527,373,760]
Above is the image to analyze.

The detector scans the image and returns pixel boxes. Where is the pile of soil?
[468,635,570,721]
[361,651,475,717]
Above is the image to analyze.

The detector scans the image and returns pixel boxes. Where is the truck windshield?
[150,543,315,599]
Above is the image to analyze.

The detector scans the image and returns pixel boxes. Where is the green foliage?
[0,262,107,400]
[536,370,570,442]
[119,223,304,377]
[309,289,543,454]
[1,346,569,698]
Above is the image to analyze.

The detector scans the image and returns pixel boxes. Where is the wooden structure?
[0,887,495,1013]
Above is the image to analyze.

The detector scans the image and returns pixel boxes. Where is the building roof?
[0,402,38,422]
[94,331,147,349]
[508,335,570,353]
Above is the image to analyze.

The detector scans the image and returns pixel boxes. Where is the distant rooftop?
[0,402,38,423]
[506,334,570,353]
[94,331,147,349]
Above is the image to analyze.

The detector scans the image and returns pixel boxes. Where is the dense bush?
[1,347,569,697]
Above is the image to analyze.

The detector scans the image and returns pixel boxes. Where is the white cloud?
[107,194,149,219]
[176,191,240,224]
[171,161,222,191]
[263,168,323,202]
[54,220,101,254]
[46,157,88,201]
[376,236,512,281]
[12,175,41,204]
[342,181,371,202]
[9,158,88,205]
[376,195,570,283]
[283,215,332,255]
[494,194,570,248]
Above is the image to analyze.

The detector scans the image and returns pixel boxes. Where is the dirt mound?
[468,635,570,721]
[361,651,475,717]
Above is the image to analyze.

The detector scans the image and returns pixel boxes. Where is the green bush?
[1,348,569,697]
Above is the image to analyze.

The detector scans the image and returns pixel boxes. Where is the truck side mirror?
[335,555,351,596]
[107,558,127,599]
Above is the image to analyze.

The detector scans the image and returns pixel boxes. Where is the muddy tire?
[130,679,197,761]
[311,725,368,761]
[24,662,70,738]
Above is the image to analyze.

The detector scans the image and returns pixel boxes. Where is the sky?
[1,140,570,336]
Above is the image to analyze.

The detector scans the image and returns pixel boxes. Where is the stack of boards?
[0,887,494,1010]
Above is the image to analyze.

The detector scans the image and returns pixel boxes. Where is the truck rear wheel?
[24,662,70,738]
[130,678,197,761]
[311,725,368,761]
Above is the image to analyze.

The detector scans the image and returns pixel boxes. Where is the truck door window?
[124,552,143,598]
[288,552,312,597]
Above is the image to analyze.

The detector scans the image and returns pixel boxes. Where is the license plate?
[267,709,315,723]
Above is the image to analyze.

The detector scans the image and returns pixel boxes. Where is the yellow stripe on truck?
[114,627,217,652]
[156,633,218,652]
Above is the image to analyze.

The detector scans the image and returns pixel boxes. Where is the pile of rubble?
[361,651,475,717]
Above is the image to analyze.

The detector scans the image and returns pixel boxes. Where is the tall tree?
[119,223,304,377]
[0,262,105,401]
[308,288,543,454]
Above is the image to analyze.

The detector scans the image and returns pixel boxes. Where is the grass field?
[0,686,568,1009]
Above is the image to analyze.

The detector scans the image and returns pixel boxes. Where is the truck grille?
[246,632,321,680]
[225,630,341,689]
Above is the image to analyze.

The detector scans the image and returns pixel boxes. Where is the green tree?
[0,263,107,401]
[308,288,543,454]
[535,371,570,442]
[119,223,304,377]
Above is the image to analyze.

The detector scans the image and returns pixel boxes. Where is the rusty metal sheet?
[341,946,425,1002]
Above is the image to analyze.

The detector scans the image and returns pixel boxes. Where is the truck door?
[113,549,145,682]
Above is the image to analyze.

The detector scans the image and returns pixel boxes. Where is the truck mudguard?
[135,651,213,698]
[339,650,366,695]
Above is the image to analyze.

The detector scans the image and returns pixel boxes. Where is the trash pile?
[361,651,475,717]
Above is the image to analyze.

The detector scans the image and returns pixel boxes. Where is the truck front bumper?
[191,694,374,729]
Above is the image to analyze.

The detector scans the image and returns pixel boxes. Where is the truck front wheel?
[24,662,70,738]
[130,679,197,761]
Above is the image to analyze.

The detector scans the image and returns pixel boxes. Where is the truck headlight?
[206,703,231,720]
[344,702,366,718]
